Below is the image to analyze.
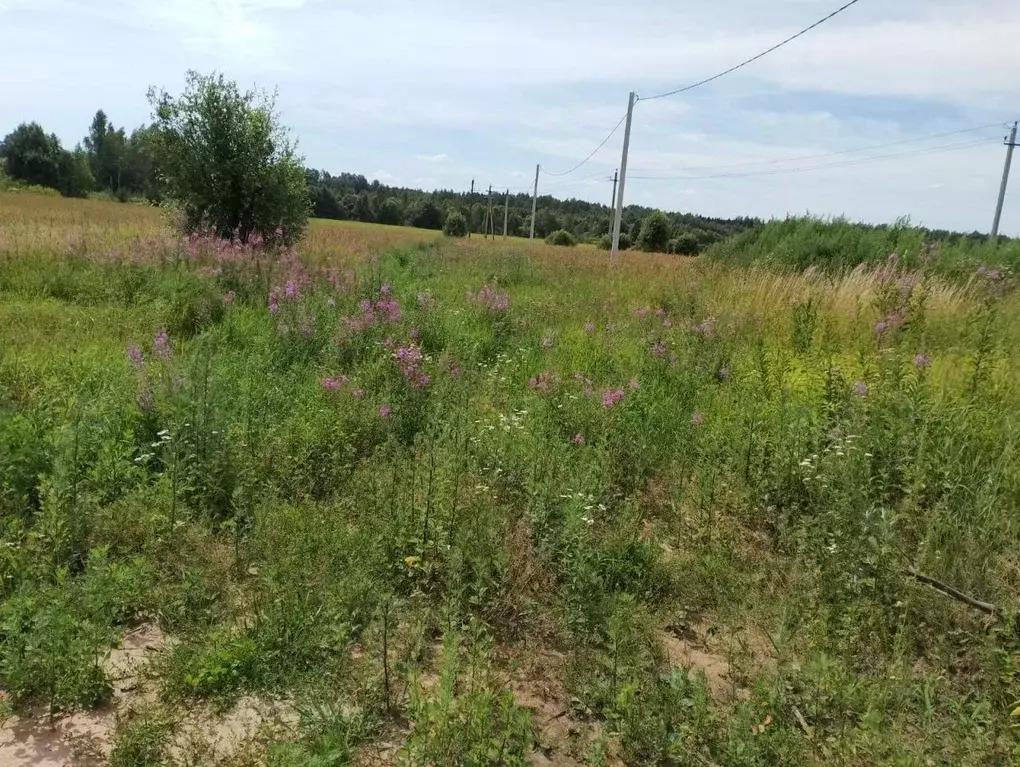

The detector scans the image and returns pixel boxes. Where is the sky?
[2,0,1019,234]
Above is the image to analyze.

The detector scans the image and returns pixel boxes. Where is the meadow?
[1,191,1019,766]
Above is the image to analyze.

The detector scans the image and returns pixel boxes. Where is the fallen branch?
[905,566,1000,617]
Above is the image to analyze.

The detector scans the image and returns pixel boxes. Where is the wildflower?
[693,317,716,340]
[875,320,887,335]
[914,354,931,369]
[583,321,595,334]
[410,327,420,339]
[223,290,236,304]
[662,320,673,329]
[321,376,348,390]
[655,307,665,317]
[716,365,731,382]
[571,433,586,446]
[153,330,172,360]
[632,307,648,318]
[601,389,626,409]
[528,371,559,393]
[450,366,462,378]
[137,389,153,413]
[268,291,280,315]
[352,388,366,399]
[380,284,391,296]
[127,345,144,368]
[629,378,640,391]
[379,404,392,419]
[471,284,510,312]
[284,279,300,299]
[541,336,554,349]
[326,298,336,308]
[652,342,667,357]
[852,380,869,397]
[691,411,705,427]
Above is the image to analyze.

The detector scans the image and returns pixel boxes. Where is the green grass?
[1,195,1019,764]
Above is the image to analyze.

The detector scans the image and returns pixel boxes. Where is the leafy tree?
[58,148,94,198]
[534,209,560,239]
[546,229,576,247]
[148,71,309,245]
[638,211,672,252]
[618,232,633,250]
[442,210,468,237]
[405,200,444,230]
[596,232,633,250]
[1,123,64,189]
[669,232,700,255]
[353,192,374,223]
[377,197,404,225]
[312,186,343,219]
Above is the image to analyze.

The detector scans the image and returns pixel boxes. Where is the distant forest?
[0,109,758,252]
[1,109,1002,254]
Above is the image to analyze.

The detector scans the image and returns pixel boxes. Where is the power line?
[629,138,998,181]
[540,114,627,177]
[640,0,864,102]
[627,123,1004,178]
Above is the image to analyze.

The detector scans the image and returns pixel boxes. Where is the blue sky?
[2,0,1019,234]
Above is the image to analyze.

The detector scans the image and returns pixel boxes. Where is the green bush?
[668,232,700,255]
[637,211,671,252]
[546,229,576,247]
[442,210,468,237]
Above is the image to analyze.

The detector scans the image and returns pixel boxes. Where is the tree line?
[1,76,763,253]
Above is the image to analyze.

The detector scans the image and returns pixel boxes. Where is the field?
[1,192,1019,766]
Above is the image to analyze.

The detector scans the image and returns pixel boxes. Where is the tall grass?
[1,194,1019,764]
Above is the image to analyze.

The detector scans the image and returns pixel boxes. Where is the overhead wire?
[639,0,864,101]
[539,114,627,177]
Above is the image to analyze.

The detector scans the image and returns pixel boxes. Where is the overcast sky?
[2,0,1019,234]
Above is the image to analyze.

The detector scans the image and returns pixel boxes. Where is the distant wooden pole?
[530,164,539,239]
[487,184,493,239]
[503,189,510,239]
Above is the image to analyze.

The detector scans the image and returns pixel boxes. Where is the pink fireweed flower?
[652,342,667,357]
[601,389,626,409]
[450,366,462,378]
[571,433,586,446]
[691,411,705,427]
[321,376,349,390]
[410,327,420,339]
[852,380,869,397]
[127,345,144,368]
[914,354,931,369]
[153,331,172,360]
[655,307,665,317]
[471,285,511,312]
[528,371,559,393]
[632,307,648,318]
[379,404,392,419]
[693,317,716,340]
[352,388,366,399]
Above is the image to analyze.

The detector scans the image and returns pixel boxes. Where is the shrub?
[148,71,309,246]
[442,210,468,237]
[668,232,700,255]
[545,229,576,247]
[638,212,672,252]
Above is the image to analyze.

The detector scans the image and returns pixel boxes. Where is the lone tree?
[148,71,309,245]
[638,211,672,252]
[442,210,468,237]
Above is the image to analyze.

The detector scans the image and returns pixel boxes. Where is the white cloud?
[1,0,1018,233]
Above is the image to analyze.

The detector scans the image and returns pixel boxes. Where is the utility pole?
[611,92,637,261]
[503,188,510,239]
[486,184,494,239]
[610,169,619,214]
[469,179,475,238]
[991,121,1018,243]
[530,164,539,240]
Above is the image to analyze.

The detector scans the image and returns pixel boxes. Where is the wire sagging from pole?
[540,114,627,177]
[639,0,863,102]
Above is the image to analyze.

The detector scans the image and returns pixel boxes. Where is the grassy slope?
[1,192,1019,765]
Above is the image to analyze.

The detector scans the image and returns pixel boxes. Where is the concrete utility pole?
[530,164,540,240]
[469,179,475,238]
[486,184,494,239]
[610,169,619,214]
[503,189,510,239]
[991,121,1018,243]
[611,92,637,261]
